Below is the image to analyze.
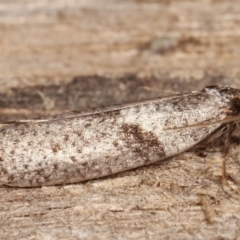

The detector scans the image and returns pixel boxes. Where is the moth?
[0,85,239,187]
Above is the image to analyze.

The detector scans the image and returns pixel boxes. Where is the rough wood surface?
[1,0,240,239]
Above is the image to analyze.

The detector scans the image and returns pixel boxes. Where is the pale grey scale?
[0,117,152,186]
[0,86,239,187]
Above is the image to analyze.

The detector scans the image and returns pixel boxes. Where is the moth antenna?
[165,115,240,130]
[141,86,179,95]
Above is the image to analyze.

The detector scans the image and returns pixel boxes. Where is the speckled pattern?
[0,86,239,187]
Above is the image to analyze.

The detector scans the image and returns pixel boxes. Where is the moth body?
[0,86,239,187]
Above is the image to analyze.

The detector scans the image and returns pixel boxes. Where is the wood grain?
[0,0,240,239]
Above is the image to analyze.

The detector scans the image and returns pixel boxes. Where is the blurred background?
[1,0,240,120]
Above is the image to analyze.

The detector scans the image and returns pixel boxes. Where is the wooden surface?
[1,1,240,239]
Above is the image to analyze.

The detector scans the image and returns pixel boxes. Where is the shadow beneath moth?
[0,85,240,187]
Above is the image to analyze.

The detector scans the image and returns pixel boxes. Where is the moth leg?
[221,123,235,187]
[222,157,229,186]
[226,122,240,188]
[235,122,240,139]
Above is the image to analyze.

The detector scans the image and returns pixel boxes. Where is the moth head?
[203,85,240,115]
[204,85,240,96]
[204,85,240,97]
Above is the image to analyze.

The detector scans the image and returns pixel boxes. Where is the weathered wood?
[0,0,240,239]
